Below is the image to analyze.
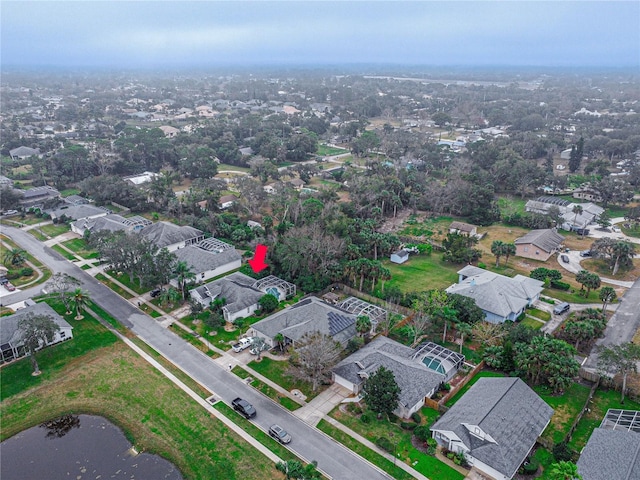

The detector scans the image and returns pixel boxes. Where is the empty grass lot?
[383,255,460,293]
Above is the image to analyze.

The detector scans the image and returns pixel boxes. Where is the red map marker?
[248,244,268,273]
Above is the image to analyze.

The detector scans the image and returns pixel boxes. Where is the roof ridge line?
[476,377,518,430]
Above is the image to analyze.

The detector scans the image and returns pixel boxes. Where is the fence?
[437,360,486,411]
[330,283,414,317]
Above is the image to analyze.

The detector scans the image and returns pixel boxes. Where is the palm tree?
[457,322,474,354]
[583,272,601,298]
[71,288,90,320]
[599,286,617,311]
[572,205,583,230]
[611,241,635,275]
[274,333,285,353]
[503,243,516,265]
[491,240,505,267]
[173,261,195,300]
[356,315,372,337]
[3,248,26,267]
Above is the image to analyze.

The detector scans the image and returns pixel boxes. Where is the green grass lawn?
[61,238,99,259]
[528,308,552,321]
[28,229,47,241]
[217,163,250,173]
[542,288,602,305]
[248,356,321,400]
[94,273,135,299]
[534,382,591,445]
[59,188,81,197]
[106,270,148,295]
[232,367,301,411]
[317,145,349,156]
[520,316,545,330]
[383,255,460,293]
[317,419,415,480]
[328,406,464,480]
[51,244,77,260]
[0,299,118,401]
[39,223,70,238]
[168,324,218,358]
[568,387,640,452]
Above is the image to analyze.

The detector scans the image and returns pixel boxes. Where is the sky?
[1,1,639,69]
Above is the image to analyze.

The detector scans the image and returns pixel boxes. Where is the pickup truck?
[232,337,253,353]
[232,397,256,419]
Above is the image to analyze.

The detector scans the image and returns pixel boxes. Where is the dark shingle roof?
[577,428,640,480]
[139,221,203,249]
[431,377,553,479]
[192,272,263,315]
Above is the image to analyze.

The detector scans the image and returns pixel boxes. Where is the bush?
[552,442,575,462]
[388,413,399,424]
[375,436,394,453]
[346,403,362,415]
[477,262,486,269]
[551,280,571,291]
[411,412,422,424]
[360,411,373,424]
[426,438,437,455]
[413,425,431,442]
[521,457,539,474]
[20,267,34,277]
[400,422,416,430]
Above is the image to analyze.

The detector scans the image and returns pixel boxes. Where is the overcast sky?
[2,1,638,69]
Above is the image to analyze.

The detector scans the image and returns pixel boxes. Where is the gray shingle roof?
[192,272,263,315]
[446,266,543,318]
[577,428,640,480]
[515,229,565,253]
[431,377,553,480]
[73,214,131,234]
[0,303,72,346]
[139,221,203,249]
[9,146,40,157]
[173,245,241,274]
[49,204,109,220]
[333,336,444,409]
[252,296,356,346]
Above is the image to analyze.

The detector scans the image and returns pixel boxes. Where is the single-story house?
[250,296,357,349]
[17,185,60,207]
[0,175,14,187]
[288,178,305,191]
[577,409,640,480]
[0,302,73,364]
[524,196,603,231]
[218,195,237,210]
[390,249,409,264]
[449,221,478,236]
[514,229,565,261]
[71,214,151,237]
[48,203,110,222]
[159,125,180,138]
[332,336,451,419]
[124,171,159,186]
[138,221,204,252]
[172,237,241,284]
[445,265,544,323]
[9,146,41,161]
[191,272,296,322]
[431,377,554,480]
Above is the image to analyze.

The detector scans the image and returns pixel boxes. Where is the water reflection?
[0,414,183,480]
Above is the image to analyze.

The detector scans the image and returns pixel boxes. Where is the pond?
[0,414,183,480]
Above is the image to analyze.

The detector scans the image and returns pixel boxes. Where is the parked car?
[268,424,292,444]
[150,287,165,298]
[553,302,570,315]
[574,228,590,236]
[4,282,16,292]
[560,254,570,263]
[0,277,8,285]
[232,337,253,353]
[232,397,256,419]
[612,226,621,233]
[580,250,592,257]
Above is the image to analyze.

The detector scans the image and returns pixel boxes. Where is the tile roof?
[514,229,565,253]
[431,377,554,479]
[333,336,445,409]
[577,428,640,480]
[252,296,356,346]
[446,266,543,318]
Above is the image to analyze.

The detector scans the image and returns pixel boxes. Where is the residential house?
[288,178,305,191]
[138,221,204,252]
[431,377,554,480]
[18,185,60,207]
[171,237,241,284]
[9,146,41,161]
[333,336,458,419]
[390,249,409,264]
[449,221,478,237]
[0,302,73,364]
[218,195,237,210]
[71,214,151,236]
[445,266,544,323]
[572,186,602,202]
[49,203,111,222]
[514,229,565,261]
[0,175,14,187]
[250,296,357,349]
[190,272,295,322]
[124,171,159,186]
[577,409,640,480]
[524,196,603,231]
[159,125,180,138]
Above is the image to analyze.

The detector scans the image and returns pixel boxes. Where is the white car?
[612,226,621,233]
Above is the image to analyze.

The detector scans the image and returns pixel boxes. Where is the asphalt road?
[3,226,391,480]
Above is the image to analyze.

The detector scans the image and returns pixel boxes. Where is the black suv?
[150,287,165,298]
[232,397,256,419]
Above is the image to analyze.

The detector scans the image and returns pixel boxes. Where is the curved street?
[2,226,394,480]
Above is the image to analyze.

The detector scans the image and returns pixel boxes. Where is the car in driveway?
[4,282,16,292]
[560,254,570,263]
[232,397,256,419]
[553,302,570,315]
[580,250,592,257]
[150,287,165,298]
[269,424,292,444]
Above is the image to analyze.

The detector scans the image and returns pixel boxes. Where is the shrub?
[551,280,571,291]
[360,411,373,424]
[388,413,399,424]
[411,412,422,424]
[477,262,486,269]
[375,436,394,453]
[552,442,575,462]
[413,425,431,442]
[521,457,539,474]
[20,267,34,277]
[400,422,416,430]
[426,438,437,455]
[346,403,363,415]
